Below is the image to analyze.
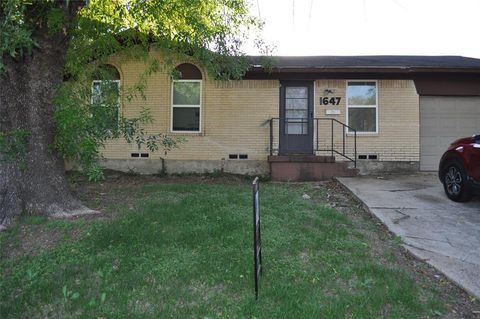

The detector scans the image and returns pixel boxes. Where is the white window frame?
[91,79,121,126]
[346,80,378,134]
[171,79,202,133]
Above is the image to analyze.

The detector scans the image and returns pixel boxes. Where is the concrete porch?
[268,155,358,181]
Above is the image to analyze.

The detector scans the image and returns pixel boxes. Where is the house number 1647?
[320,97,341,105]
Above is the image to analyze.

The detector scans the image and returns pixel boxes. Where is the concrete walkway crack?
[387,187,426,192]
[403,241,480,267]
[370,206,417,210]
[393,209,411,224]
[403,242,451,258]
[393,215,410,224]
[404,235,449,242]
[445,236,454,248]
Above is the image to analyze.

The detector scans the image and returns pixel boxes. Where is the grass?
[0,181,446,318]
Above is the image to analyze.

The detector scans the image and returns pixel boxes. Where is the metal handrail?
[269,117,357,167]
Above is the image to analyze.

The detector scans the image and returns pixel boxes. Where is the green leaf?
[88,298,96,307]
[62,285,68,301]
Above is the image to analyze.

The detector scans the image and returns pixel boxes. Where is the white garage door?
[420,96,480,171]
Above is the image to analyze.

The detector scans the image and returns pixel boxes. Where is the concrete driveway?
[337,174,480,298]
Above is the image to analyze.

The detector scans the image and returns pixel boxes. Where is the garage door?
[420,96,480,171]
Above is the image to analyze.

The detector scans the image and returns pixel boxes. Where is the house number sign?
[319,97,341,105]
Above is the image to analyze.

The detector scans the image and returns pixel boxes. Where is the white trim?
[171,79,202,133]
[346,80,378,134]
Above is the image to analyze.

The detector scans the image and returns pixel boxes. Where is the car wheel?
[442,161,472,202]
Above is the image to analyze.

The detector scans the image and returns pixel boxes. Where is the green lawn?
[0,180,451,318]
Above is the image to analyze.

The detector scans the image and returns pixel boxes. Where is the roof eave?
[247,66,480,74]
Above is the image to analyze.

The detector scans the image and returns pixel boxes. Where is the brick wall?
[101,52,279,162]
[101,53,420,165]
[315,79,419,162]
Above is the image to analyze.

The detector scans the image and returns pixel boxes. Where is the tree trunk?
[0,16,96,228]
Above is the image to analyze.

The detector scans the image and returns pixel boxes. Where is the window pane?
[92,81,119,106]
[286,87,307,98]
[347,82,376,106]
[348,108,376,132]
[285,86,309,135]
[285,98,308,110]
[285,120,307,135]
[91,104,118,131]
[286,109,307,119]
[91,81,120,130]
[92,82,102,104]
[173,107,200,131]
[173,82,200,105]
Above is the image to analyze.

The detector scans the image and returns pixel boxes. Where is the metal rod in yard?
[252,177,262,300]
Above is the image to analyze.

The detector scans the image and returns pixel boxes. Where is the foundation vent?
[131,153,149,158]
[358,154,378,160]
[228,154,248,160]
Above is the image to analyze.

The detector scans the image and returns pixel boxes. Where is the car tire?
[442,160,472,202]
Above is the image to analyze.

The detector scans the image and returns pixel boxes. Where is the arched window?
[171,63,202,132]
[92,64,121,131]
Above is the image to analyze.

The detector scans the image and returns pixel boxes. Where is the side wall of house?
[98,53,420,175]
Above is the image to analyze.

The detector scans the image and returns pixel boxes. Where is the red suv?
[439,135,480,202]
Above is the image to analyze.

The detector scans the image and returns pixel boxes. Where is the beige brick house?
[97,53,480,180]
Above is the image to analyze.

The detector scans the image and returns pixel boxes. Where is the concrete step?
[267,155,335,163]
[268,156,358,181]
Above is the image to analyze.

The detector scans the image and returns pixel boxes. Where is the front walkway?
[337,174,480,299]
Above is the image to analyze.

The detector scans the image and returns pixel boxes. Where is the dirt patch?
[315,179,480,319]
[1,224,62,259]
[1,172,251,259]
[69,170,251,214]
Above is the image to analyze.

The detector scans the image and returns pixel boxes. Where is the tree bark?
[0,6,96,228]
